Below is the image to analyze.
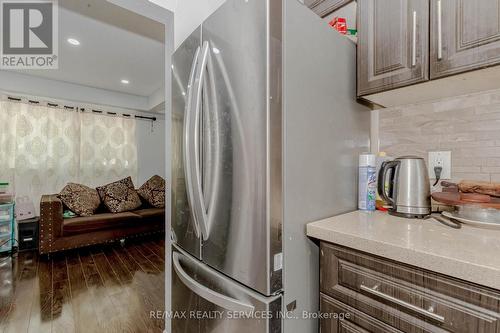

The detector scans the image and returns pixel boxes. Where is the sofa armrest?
[39,194,63,254]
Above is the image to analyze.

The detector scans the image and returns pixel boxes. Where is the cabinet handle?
[437,0,443,60]
[412,10,417,67]
[360,284,445,323]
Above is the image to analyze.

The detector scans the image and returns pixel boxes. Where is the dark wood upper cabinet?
[357,0,429,96]
[305,0,353,18]
[430,0,500,79]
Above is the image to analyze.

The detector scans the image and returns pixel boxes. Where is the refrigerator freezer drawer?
[172,246,282,333]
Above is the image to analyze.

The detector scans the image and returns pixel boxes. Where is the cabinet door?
[430,0,500,78]
[357,0,429,96]
[305,0,352,17]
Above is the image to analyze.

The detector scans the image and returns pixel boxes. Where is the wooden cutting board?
[432,192,500,209]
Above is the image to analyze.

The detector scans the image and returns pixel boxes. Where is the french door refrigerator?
[171,0,370,332]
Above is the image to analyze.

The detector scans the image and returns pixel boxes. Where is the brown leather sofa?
[39,194,164,255]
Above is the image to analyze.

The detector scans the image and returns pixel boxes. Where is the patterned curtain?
[0,100,138,210]
[79,111,138,187]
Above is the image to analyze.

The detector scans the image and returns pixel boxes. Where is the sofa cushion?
[58,183,101,216]
[137,175,165,208]
[63,212,141,236]
[96,177,142,213]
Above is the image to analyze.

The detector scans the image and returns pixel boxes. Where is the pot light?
[121,79,130,84]
[67,38,80,46]
[212,47,220,54]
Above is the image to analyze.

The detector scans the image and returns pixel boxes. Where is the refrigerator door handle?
[173,252,255,312]
[183,45,202,239]
[191,41,211,240]
[202,48,222,236]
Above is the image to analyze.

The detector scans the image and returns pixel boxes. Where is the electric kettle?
[378,156,431,218]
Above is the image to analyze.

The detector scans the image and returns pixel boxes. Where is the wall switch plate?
[428,151,451,179]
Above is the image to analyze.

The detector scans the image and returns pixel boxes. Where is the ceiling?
[3,0,165,98]
[150,0,225,49]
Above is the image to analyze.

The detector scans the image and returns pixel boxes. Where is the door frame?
[105,2,173,332]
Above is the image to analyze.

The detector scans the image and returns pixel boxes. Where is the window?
[0,100,138,209]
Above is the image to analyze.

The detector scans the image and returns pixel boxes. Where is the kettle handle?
[377,160,400,207]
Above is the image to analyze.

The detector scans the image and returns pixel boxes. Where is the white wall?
[136,115,166,185]
[151,0,226,49]
[147,0,176,12]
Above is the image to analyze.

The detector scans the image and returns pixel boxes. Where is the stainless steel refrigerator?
[171,0,370,332]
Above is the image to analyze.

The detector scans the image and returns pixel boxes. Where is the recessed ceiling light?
[212,47,220,54]
[121,79,130,84]
[67,38,80,46]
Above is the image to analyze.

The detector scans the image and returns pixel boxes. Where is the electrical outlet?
[428,151,451,180]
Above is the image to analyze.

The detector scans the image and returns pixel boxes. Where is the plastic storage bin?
[0,211,10,222]
[0,204,14,253]
[0,194,13,205]
[0,182,9,193]
[0,234,11,253]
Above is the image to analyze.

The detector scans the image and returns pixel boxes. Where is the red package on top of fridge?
[329,17,347,34]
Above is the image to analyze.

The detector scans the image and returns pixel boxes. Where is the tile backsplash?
[378,89,500,183]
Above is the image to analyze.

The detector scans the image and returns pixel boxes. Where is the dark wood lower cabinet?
[319,242,500,333]
[321,294,406,333]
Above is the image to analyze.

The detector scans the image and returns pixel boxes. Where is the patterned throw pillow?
[96,177,142,213]
[137,175,166,208]
[58,183,101,216]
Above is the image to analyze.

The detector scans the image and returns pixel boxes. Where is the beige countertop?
[307,210,500,290]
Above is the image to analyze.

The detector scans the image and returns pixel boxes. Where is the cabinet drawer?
[320,293,427,333]
[321,242,500,333]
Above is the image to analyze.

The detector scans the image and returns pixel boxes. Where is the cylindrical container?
[359,153,376,211]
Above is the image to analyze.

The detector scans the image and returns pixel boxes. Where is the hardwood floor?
[0,236,165,333]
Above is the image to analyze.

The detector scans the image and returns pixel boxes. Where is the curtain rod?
[5,95,157,122]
